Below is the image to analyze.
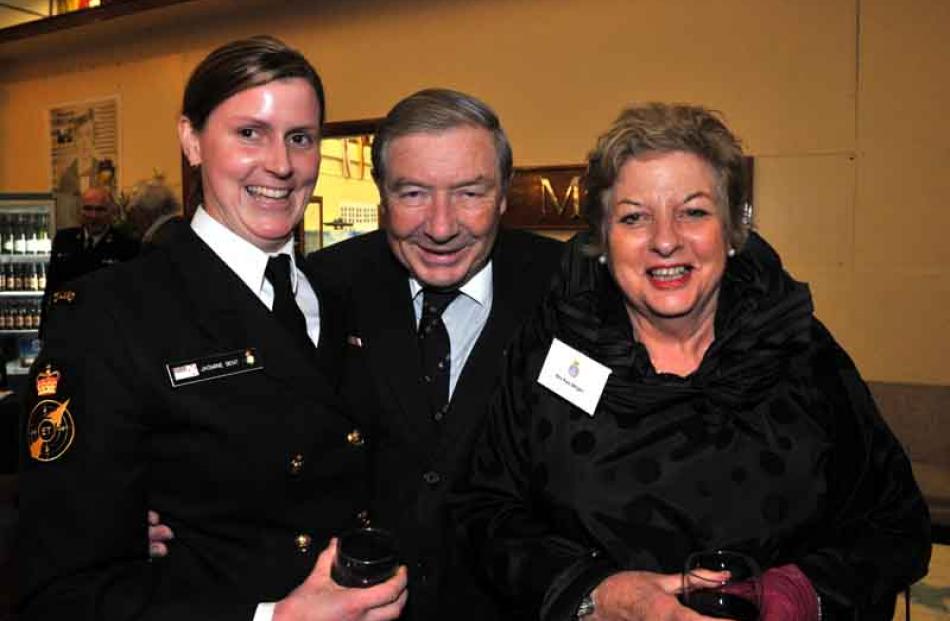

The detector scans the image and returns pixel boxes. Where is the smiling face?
[606,150,729,332]
[381,126,506,289]
[178,77,321,252]
[79,187,115,236]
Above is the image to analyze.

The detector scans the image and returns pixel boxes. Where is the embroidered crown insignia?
[36,365,61,396]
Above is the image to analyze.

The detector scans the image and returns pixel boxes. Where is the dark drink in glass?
[681,549,760,621]
[678,591,759,621]
[331,527,398,588]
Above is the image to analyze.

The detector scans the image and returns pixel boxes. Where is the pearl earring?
[727,247,736,258]
[598,254,607,265]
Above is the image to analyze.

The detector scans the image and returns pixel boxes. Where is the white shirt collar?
[190,206,298,296]
[82,227,107,247]
[409,259,493,306]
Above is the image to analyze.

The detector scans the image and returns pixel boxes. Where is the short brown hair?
[583,103,750,254]
[371,88,513,195]
[181,36,325,211]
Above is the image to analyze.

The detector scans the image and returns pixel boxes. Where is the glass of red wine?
[331,527,399,588]
[680,550,761,621]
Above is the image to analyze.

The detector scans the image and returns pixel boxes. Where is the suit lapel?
[439,232,541,450]
[356,236,431,433]
[164,222,339,410]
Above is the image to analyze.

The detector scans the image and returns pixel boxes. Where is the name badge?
[166,348,261,388]
[537,338,611,416]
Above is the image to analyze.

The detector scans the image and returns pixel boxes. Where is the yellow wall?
[0,0,947,384]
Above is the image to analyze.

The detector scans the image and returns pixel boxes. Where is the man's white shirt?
[410,260,494,399]
[191,207,320,347]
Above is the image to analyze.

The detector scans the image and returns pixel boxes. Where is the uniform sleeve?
[17,287,256,621]
[453,319,615,621]
[40,233,66,335]
[794,323,931,619]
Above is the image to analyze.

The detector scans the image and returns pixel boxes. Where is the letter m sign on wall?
[502,158,753,231]
[503,165,587,230]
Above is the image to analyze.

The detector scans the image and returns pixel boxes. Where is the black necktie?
[265,255,310,345]
[418,289,459,418]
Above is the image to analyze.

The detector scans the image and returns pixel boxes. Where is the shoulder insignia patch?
[52,290,77,305]
[28,398,75,462]
[36,364,60,396]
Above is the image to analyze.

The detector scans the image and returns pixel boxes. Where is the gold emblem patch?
[28,399,75,462]
[52,290,76,305]
[36,365,60,396]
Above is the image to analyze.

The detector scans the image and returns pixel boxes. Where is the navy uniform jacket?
[306,229,563,620]
[46,225,140,292]
[42,226,140,334]
[18,221,369,620]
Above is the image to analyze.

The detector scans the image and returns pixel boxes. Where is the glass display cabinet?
[0,193,54,381]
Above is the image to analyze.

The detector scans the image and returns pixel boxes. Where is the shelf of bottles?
[0,211,50,336]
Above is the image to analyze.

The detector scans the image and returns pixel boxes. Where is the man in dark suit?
[45,186,139,293]
[307,89,563,620]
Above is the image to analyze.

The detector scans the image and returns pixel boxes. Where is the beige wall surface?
[0,0,946,384]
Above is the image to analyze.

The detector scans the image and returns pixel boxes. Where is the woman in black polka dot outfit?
[456,104,930,621]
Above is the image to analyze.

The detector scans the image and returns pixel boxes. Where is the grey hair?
[371,88,513,194]
[583,102,750,255]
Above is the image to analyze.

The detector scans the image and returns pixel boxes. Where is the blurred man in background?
[45,186,139,294]
[126,178,182,247]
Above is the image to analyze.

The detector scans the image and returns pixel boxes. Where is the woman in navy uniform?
[17,36,407,621]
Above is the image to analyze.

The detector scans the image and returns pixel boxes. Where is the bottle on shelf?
[1,215,13,255]
[0,216,8,256]
[38,214,52,254]
[37,262,47,291]
[13,303,24,330]
[24,215,32,254]
[13,215,27,255]
[27,263,39,291]
[25,215,37,254]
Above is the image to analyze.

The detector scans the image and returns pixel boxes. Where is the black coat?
[18,221,369,620]
[456,232,931,621]
[306,229,563,620]
[41,226,140,335]
[46,225,140,292]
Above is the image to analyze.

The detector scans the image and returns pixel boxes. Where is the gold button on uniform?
[295,533,311,553]
[289,453,304,475]
[346,429,364,446]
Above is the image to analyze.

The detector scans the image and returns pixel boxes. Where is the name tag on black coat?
[166,348,262,387]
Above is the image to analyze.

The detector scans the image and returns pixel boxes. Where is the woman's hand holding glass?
[680,551,761,621]
[273,538,408,621]
[586,569,728,621]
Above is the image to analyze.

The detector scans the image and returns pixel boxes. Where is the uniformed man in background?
[45,186,139,295]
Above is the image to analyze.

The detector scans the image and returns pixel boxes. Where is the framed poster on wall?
[49,96,119,229]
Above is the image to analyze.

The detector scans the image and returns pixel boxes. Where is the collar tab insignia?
[52,290,77,305]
